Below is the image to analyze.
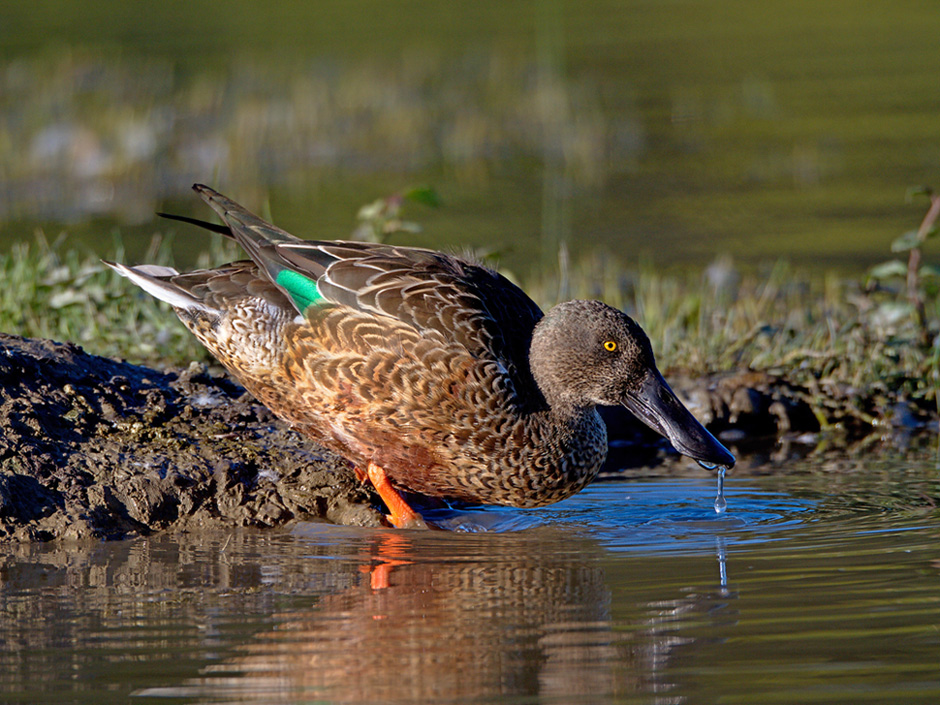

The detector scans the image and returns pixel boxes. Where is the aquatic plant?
[351,186,440,243]
[867,187,940,349]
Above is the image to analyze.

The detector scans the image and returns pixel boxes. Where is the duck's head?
[531,300,735,469]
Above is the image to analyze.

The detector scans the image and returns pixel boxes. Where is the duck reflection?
[189,526,644,703]
[0,526,735,703]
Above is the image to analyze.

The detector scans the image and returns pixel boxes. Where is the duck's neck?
[539,401,606,449]
[499,403,607,507]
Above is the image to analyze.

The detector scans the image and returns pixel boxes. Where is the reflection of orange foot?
[358,562,401,591]
[359,532,414,591]
[366,462,428,529]
[369,561,403,591]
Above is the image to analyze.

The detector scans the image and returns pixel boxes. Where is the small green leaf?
[356,198,385,221]
[905,185,933,202]
[921,224,939,240]
[403,186,441,208]
[891,229,922,252]
[869,260,907,279]
[872,301,914,327]
[918,264,940,279]
[383,219,422,234]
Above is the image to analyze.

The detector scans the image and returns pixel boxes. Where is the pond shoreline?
[1,332,928,542]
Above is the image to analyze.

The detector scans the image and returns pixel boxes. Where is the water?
[1,0,939,273]
[2,454,939,704]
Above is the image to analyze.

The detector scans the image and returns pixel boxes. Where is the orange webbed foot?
[365,462,428,530]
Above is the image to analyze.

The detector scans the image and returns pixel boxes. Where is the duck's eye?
[603,340,617,352]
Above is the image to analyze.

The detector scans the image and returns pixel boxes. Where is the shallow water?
[2,454,939,704]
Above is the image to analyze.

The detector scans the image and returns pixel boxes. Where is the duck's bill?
[622,370,735,468]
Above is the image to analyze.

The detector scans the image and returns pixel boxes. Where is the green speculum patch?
[276,269,325,311]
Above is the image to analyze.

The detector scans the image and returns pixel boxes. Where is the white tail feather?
[104,261,215,313]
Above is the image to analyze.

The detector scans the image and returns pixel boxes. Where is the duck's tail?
[102,261,217,315]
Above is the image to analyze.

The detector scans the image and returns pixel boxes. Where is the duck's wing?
[192,184,546,402]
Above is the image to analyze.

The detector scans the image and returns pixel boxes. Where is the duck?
[106,184,734,528]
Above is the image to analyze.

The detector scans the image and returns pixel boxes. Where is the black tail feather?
[156,212,234,238]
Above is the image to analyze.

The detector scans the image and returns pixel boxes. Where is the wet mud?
[0,333,923,541]
[0,334,381,542]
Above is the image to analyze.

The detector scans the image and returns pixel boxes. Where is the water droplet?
[697,460,728,513]
[714,466,727,514]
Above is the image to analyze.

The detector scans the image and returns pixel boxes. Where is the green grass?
[3,229,938,427]
[0,232,238,368]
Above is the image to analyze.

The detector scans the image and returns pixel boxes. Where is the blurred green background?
[1,0,938,275]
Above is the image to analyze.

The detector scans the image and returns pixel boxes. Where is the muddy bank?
[0,334,382,542]
[0,333,921,541]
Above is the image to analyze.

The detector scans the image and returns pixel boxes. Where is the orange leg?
[366,461,427,530]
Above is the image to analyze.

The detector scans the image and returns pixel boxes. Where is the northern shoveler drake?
[106,184,734,528]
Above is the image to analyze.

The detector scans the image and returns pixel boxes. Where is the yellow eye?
[603,340,617,352]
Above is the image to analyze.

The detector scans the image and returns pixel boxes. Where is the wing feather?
[191,184,545,406]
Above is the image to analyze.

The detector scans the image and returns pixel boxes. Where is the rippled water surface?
[2,454,939,704]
